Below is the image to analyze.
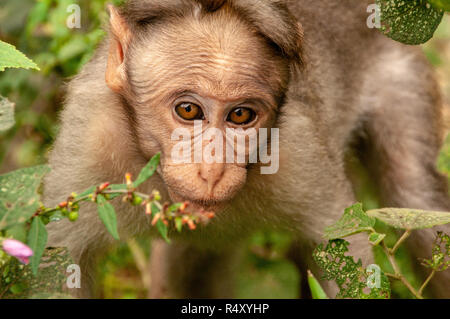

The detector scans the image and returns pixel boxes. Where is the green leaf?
[367,208,450,230]
[5,224,27,243]
[107,184,127,200]
[376,0,444,45]
[175,217,183,233]
[151,202,170,243]
[27,217,48,276]
[421,232,449,271]
[78,186,96,198]
[0,247,74,299]
[368,232,386,246]
[313,240,390,299]
[134,153,161,188]
[0,96,15,132]
[96,194,120,240]
[0,165,50,231]
[56,35,88,63]
[0,40,40,72]
[307,270,329,299]
[324,203,376,240]
[429,0,450,11]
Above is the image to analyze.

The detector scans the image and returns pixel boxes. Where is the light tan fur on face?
[122,7,287,208]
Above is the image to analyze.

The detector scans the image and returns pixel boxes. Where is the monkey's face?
[112,11,290,212]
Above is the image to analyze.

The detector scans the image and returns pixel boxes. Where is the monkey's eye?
[227,107,256,125]
[175,102,205,121]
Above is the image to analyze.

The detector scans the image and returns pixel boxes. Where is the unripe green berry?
[68,212,79,222]
[132,195,143,206]
[153,191,161,201]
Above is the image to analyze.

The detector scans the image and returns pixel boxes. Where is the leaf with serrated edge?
[368,232,386,246]
[0,248,74,298]
[0,40,39,72]
[0,165,50,231]
[313,239,390,299]
[96,194,120,240]
[421,232,449,271]
[324,203,376,240]
[27,217,48,276]
[376,0,444,45]
[134,153,160,188]
[367,208,450,230]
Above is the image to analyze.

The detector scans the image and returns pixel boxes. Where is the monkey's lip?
[187,198,226,210]
[168,191,228,213]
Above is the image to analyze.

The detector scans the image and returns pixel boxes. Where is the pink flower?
[2,239,33,265]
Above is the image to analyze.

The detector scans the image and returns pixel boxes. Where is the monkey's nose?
[199,162,225,195]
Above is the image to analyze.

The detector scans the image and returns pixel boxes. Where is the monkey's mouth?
[188,198,227,211]
[168,190,229,213]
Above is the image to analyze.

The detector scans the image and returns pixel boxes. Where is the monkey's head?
[105,0,303,212]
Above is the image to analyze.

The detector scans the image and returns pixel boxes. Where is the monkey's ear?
[106,5,131,93]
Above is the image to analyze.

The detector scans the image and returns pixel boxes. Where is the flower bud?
[179,202,188,213]
[151,213,161,226]
[125,173,133,186]
[58,201,68,209]
[187,219,196,230]
[145,202,152,215]
[98,182,110,192]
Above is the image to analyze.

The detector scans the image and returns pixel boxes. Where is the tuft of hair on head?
[117,0,304,68]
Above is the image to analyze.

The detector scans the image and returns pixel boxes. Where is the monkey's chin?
[168,191,229,214]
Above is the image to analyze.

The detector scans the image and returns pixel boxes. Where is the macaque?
[44,0,450,298]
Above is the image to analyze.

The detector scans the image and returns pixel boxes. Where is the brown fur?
[44,0,450,298]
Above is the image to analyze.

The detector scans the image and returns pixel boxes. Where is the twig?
[385,272,401,280]
[382,240,423,299]
[127,238,152,292]
[390,230,411,255]
[419,270,436,296]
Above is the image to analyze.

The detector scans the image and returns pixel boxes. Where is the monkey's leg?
[149,240,243,299]
[361,47,450,298]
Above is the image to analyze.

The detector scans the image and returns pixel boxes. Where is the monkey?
[43,0,450,299]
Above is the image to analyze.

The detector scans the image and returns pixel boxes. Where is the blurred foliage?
[0,0,449,299]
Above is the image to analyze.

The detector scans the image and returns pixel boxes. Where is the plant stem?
[382,240,423,299]
[419,270,436,296]
[390,230,411,255]
[127,238,152,291]
[103,189,163,210]
[385,272,401,280]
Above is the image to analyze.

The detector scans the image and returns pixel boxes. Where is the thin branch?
[385,272,401,280]
[390,230,411,255]
[127,238,152,291]
[382,241,423,299]
[419,270,436,296]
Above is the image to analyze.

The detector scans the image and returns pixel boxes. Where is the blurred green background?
[0,0,449,299]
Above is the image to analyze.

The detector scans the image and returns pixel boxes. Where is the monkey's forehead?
[126,15,288,107]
